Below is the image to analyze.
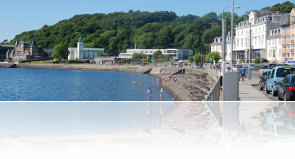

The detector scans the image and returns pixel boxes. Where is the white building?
[210,10,289,64]
[267,28,282,64]
[119,49,193,60]
[68,37,104,60]
[234,10,288,62]
[211,35,236,62]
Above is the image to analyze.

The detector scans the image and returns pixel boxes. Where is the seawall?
[14,63,153,74]
[0,63,17,68]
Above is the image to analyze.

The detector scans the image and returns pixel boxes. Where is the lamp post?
[248,23,252,79]
[230,0,240,67]
[222,5,240,76]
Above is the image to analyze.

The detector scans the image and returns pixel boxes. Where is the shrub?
[253,58,269,64]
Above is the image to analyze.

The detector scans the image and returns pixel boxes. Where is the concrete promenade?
[238,72,276,135]
[239,73,271,101]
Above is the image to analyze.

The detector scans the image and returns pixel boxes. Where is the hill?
[10,10,246,55]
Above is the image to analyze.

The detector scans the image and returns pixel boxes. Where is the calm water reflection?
[0,68,173,101]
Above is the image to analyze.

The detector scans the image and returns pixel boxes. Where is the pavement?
[238,72,278,135]
[239,73,272,101]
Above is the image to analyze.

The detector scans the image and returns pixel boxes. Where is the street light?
[221,5,240,76]
[231,0,240,67]
[248,23,252,79]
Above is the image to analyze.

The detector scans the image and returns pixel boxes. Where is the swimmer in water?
[147,88,152,97]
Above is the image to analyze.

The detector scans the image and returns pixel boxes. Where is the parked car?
[261,66,269,69]
[259,71,271,90]
[278,74,295,101]
[265,66,295,96]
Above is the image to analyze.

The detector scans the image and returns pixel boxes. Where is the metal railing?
[204,102,222,126]
[204,77,221,101]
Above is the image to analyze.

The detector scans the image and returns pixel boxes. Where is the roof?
[68,47,104,51]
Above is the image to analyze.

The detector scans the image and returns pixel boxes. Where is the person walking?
[160,87,163,98]
[241,66,246,81]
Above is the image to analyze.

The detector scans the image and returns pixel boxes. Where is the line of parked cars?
[259,65,295,101]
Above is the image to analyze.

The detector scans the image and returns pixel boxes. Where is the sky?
[0,0,291,42]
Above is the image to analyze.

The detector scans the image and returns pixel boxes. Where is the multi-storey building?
[234,10,288,63]
[281,8,295,63]
[210,10,289,64]
[267,28,282,64]
[6,39,53,61]
[210,35,235,62]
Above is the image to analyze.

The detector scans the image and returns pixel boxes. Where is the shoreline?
[0,63,216,101]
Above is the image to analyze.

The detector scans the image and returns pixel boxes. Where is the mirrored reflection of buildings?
[6,38,53,61]
[211,9,292,64]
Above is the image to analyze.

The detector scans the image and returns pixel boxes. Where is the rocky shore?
[158,70,215,101]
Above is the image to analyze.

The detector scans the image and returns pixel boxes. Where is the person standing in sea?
[147,88,152,98]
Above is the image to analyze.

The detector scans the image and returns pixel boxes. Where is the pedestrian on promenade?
[241,66,246,81]
[160,87,163,97]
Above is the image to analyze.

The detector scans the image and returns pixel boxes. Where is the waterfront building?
[68,37,104,60]
[267,28,282,64]
[234,10,289,63]
[94,56,116,64]
[281,8,295,63]
[6,39,53,61]
[119,49,193,60]
[211,10,289,64]
[210,34,236,62]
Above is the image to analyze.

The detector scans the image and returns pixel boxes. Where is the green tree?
[261,1,294,13]
[152,50,167,62]
[51,43,68,61]
[192,53,203,64]
[131,53,145,62]
[206,52,221,63]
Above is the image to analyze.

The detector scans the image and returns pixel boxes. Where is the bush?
[68,59,90,63]
[120,58,127,63]
[253,58,269,64]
